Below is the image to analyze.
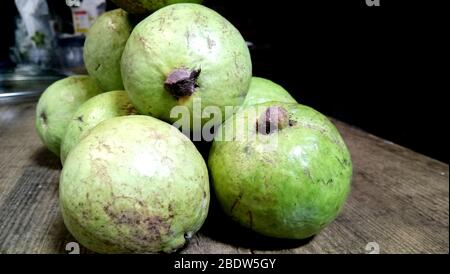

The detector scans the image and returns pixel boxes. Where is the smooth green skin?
[84,9,133,91]
[121,4,252,132]
[60,115,210,253]
[35,76,104,156]
[209,102,352,239]
[60,90,137,164]
[111,0,203,15]
[242,77,298,107]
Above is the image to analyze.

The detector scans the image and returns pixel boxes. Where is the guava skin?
[242,77,298,107]
[121,4,252,132]
[35,75,104,156]
[60,115,210,253]
[60,90,138,164]
[111,0,203,15]
[83,9,133,91]
[208,102,352,239]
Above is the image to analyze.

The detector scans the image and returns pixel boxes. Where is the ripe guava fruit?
[35,75,104,156]
[242,77,297,107]
[121,4,252,133]
[83,9,134,91]
[111,0,203,15]
[208,102,352,239]
[60,90,137,164]
[60,115,210,253]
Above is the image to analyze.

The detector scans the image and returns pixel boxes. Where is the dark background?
[0,0,446,163]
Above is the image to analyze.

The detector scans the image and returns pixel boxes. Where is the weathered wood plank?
[0,102,448,254]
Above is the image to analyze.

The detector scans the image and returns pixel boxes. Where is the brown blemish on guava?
[76,115,84,122]
[168,204,175,219]
[138,35,152,52]
[303,168,313,182]
[94,64,101,71]
[232,52,240,71]
[206,36,216,50]
[185,31,191,47]
[297,121,342,146]
[90,159,115,195]
[121,103,137,115]
[247,211,253,229]
[143,216,171,242]
[40,111,47,125]
[164,68,201,99]
[99,142,113,154]
[335,155,350,168]
[103,203,171,243]
[230,193,243,213]
[193,11,208,28]
[157,16,167,31]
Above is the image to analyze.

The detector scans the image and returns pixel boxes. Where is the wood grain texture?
[0,102,448,254]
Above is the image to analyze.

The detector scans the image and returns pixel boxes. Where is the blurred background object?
[1,0,109,103]
[0,0,446,163]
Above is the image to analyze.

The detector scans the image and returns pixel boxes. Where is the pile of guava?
[35,2,352,254]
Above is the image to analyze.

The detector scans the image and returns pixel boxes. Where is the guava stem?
[164,68,200,99]
[257,106,290,135]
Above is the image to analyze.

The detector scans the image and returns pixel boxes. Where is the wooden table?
[0,102,448,254]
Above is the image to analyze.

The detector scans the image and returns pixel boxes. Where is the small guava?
[83,9,134,91]
[111,0,203,15]
[35,75,104,156]
[60,90,137,164]
[60,115,210,253]
[242,77,297,107]
[208,102,352,239]
[121,4,252,133]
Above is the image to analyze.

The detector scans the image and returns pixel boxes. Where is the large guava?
[121,4,252,133]
[208,102,352,239]
[60,90,137,164]
[242,77,298,107]
[111,0,203,15]
[83,9,134,91]
[35,75,104,156]
[60,115,210,253]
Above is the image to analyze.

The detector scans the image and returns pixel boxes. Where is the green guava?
[60,115,210,253]
[111,0,203,15]
[208,102,352,239]
[60,90,137,164]
[35,75,104,156]
[121,4,252,133]
[242,77,298,107]
[83,9,134,91]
